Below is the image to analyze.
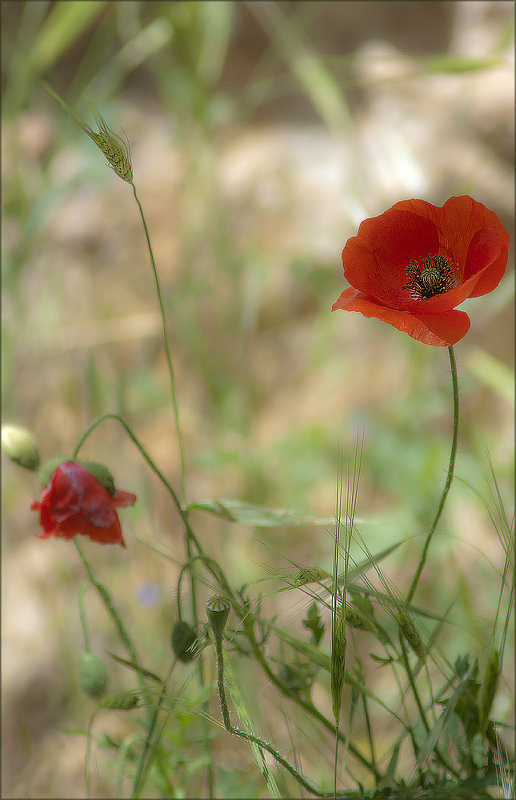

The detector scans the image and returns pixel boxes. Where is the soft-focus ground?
[2,2,514,798]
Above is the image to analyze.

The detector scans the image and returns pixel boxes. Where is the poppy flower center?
[402,254,457,301]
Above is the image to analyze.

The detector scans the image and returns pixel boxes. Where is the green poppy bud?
[171,621,197,662]
[79,652,109,699]
[2,424,40,471]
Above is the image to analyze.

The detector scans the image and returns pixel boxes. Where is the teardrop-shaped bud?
[79,652,109,699]
[2,424,41,471]
[171,621,197,662]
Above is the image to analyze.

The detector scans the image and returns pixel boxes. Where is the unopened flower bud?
[171,621,197,662]
[206,596,231,640]
[2,424,40,471]
[79,652,109,699]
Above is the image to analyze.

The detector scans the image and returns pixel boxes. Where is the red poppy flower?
[332,196,510,346]
[31,461,136,548]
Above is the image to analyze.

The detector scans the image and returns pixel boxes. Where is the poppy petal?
[332,289,470,346]
[334,196,509,345]
[464,228,510,296]
[342,210,440,307]
[111,490,138,508]
[31,460,134,548]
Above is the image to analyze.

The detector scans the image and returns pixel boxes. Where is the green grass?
[1,2,514,798]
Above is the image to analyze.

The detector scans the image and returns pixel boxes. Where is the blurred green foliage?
[1,2,513,797]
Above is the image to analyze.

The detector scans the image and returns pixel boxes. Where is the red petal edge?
[332,289,471,346]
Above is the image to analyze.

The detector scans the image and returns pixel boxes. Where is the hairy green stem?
[214,631,356,798]
[239,610,381,781]
[407,346,459,603]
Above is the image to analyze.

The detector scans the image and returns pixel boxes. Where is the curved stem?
[131,182,186,504]
[73,413,233,591]
[214,631,369,799]
[407,346,459,603]
[74,414,187,531]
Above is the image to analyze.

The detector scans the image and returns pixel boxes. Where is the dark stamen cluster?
[403,254,457,300]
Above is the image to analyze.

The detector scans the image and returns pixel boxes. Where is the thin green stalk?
[334,733,339,800]
[407,346,459,603]
[361,694,376,774]
[73,540,152,723]
[78,582,90,651]
[130,182,186,504]
[398,635,461,779]
[131,657,178,799]
[399,635,430,738]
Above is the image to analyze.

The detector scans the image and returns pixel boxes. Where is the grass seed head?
[42,82,133,183]
[89,114,133,183]
[397,609,426,661]
[345,603,378,635]
[291,566,332,586]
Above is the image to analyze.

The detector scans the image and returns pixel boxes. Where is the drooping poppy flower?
[332,196,510,346]
[31,460,136,548]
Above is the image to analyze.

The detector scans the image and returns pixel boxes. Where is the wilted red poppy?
[31,460,136,548]
[332,196,510,346]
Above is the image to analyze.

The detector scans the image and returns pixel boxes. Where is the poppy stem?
[407,346,459,603]
[77,582,91,651]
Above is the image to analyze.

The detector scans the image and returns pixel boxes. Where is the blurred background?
[2,2,514,797]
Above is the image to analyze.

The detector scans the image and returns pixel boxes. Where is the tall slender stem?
[407,346,459,603]
[130,182,187,504]
[130,184,214,795]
